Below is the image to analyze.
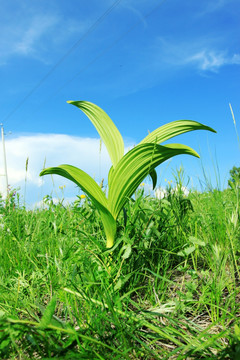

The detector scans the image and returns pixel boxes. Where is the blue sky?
[0,0,239,206]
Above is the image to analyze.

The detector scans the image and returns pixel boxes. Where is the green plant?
[228,166,240,189]
[40,101,216,248]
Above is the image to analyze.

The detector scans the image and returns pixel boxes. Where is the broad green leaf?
[149,169,157,190]
[38,295,57,329]
[109,159,158,190]
[67,101,124,168]
[0,339,11,350]
[40,165,116,248]
[108,143,199,219]
[108,165,115,187]
[122,244,132,259]
[234,324,240,338]
[189,236,206,247]
[0,310,6,319]
[177,245,196,257]
[140,120,216,145]
[40,164,108,208]
[114,278,123,291]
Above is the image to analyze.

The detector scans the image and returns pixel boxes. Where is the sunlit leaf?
[122,244,132,259]
[177,246,196,257]
[140,120,216,145]
[67,101,124,168]
[189,236,206,247]
[108,143,199,219]
[38,295,57,329]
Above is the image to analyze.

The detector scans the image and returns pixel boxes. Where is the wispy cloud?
[185,50,240,72]
[153,37,240,73]
[13,16,59,57]
[0,8,89,65]
[119,2,148,28]
[199,0,236,15]
[0,15,60,63]
[80,37,240,99]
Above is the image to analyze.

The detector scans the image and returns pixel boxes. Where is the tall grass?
[0,173,239,359]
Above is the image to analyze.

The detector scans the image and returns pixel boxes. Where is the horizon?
[0,0,239,206]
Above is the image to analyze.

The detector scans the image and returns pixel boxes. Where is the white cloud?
[0,133,135,204]
[0,133,114,199]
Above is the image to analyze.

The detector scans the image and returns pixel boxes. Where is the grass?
[0,173,239,359]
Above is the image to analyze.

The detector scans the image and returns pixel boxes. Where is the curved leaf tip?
[66,100,124,168]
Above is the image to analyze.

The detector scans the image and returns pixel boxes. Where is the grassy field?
[0,175,239,359]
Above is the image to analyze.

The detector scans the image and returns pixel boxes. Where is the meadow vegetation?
[0,168,239,359]
[0,101,239,359]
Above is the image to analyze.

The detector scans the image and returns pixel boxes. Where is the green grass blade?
[67,100,124,167]
[40,165,116,248]
[38,295,57,329]
[140,120,216,145]
[108,143,199,219]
